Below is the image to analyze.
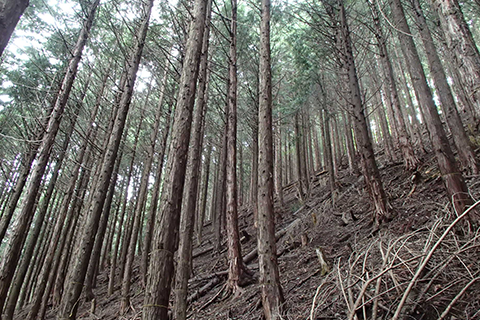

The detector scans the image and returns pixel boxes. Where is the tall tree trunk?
[275,123,284,206]
[0,0,99,310]
[257,0,285,315]
[214,128,227,252]
[121,79,168,311]
[225,0,249,292]
[3,86,84,319]
[411,0,478,174]
[57,1,152,317]
[295,112,306,202]
[0,0,29,57]
[338,0,389,225]
[142,0,207,316]
[196,143,212,245]
[173,0,212,316]
[431,0,480,113]
[140,101,172,287]
[390,0,472,215]
[85,144,124,302]
[368,0,418,170]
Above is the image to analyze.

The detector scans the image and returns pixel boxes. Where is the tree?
[431,0,480,114]
[389,0,473,215]
[256,0,285,316]
[0,0,100,311]
[142,0,208,316]
[410,0,478,174]
[0,0,29,57]
[57,0,153,317]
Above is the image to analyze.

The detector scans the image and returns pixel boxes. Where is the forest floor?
[32,150,480,320]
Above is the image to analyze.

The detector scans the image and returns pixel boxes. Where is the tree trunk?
[275,123,284,206]
[140,101,172,287]
[3,89,83,319]
[431,0,480,113]
[338,0,389,225]
[390,0,472,215]
[214,128,227,252]
[196,143,212,245]
[225,0,249,292]
[173,0,212,316]
[142,0,207,316]
[257,0,285,315]
[57,1,152,317]
[411,0,478,174]
[0,0,29,57]
[0,0,99,311]
[368,0,418,170]
[295,112,306,202]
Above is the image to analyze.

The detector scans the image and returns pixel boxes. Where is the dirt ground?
[23,150,480,320]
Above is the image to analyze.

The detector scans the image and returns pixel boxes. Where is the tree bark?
[337,0,389,224]
[390,0,472,215]
[142,0,207,316]
[410,0,478,174]
[431,0,480,112]
[140,101,172,287]
[0,0,29,57]
[57,1,152,317]
[173,0,212,316]
[0,0,99,311]
[257,0,285,315]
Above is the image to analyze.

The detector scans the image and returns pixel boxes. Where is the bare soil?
[20,151,480,320]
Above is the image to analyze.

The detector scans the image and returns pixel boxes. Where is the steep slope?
[19,152,480,320]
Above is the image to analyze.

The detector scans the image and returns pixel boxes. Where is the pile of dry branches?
[309,203,480,320]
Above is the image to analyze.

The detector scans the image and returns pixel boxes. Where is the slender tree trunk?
[140,102,172,287]
[390,0,472,215]
[0,0,99,310]
[275,123,284,206]
[142,0,207,316]
[338,0,389,224]
[0,0,29,57]
[321,108,335,196]
[57,2,152,317]
[173,0,212,316]
[411,0,478,174]
[225,0,249,292]
[295,112,305,202]
[431,0,480,112]
[3,95,83,320]
[214,128,227,252]
[257,0,285,315]
[196,143,212,245]
[85,144,124,302]
[368,0,418,169]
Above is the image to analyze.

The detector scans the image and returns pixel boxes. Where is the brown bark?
[121,88,161,311]
[57,1,152,317]
[410,0,478,174]
[337,0,389,224]
[140,101,172,286]
[295,112,306,202]
[431,0,480,111]
[196,143,212,245]
[275,123,284,206]
[3,85,84,319]
[142,0,207,316]
[257,0,285,315]
[368,0,419,170]
[225,0,249,292]
[0,0,29,57]
[0,0,99,312]
[390,0,472,215]
[214,128,227,251]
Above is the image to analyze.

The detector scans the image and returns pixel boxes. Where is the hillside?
[21,150,478,320]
